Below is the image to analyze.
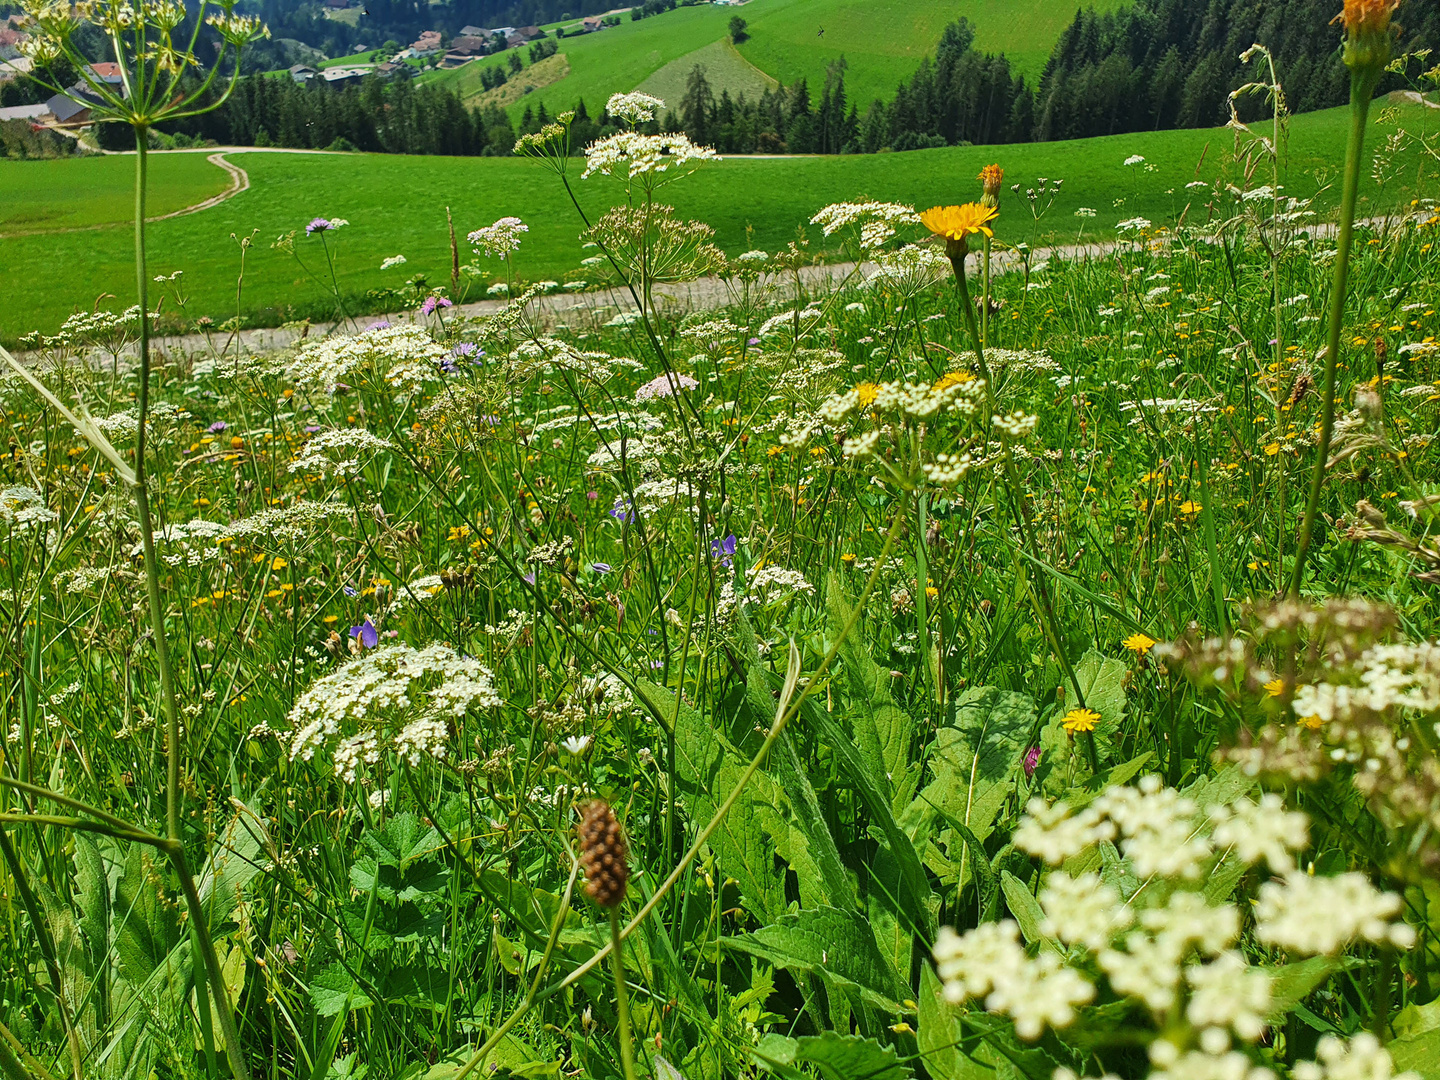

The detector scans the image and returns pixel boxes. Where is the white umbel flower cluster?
[288,429,397,478]
[289,323,449,393]
[1292,641,1440,721]
[932,921,1095,1039]
[1039,871,1134,949]
[582,132,717,180]
[939,777,1416,1046]
[810,201,919,249]
[288,642,503,775]
[1254,872,1416,953]
[606,91,665,124]
[468,216,528,258]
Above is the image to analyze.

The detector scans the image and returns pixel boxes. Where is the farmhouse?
[88,61,125,89]
[0,101,48,122]
[439,34,487,67]
[0,26,25,59]
[321,64,376,87]
[0,56,32,81]
[408,30,442,57]
[45,86,101,126]
[289,63,318,83]
[458,25,490,37]
[582,16,603,31]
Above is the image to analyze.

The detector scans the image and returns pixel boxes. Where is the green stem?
[610,908,638,1080]
[1289,66,1380,597]
[130,124,183,845]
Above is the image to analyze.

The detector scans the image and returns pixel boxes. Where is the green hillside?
[733,0,1130,106]
[1,101,1431,343]
[430,0,1125,122]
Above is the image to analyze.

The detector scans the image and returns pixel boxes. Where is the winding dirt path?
[0,146,337,239]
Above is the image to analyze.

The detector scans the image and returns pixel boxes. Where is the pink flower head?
[634,372,699,403]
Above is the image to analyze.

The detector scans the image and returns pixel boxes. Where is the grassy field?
[636,38,778,110]
[429,0,1114,121]
[0,101,1432,343]
[734,0,1130,104]
[0,152,231,234]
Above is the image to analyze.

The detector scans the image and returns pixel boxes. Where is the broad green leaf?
[197,799,272,929]
[1072,649,1127,736]
[1390,1022,1440,1079]
[748,661,859,912]
[1183,765,1256,810]
[723,906,910,1016]
[637,680,789,922]
[827,572,918,813]
[1266,956,1338,1022]
[796,689,935,938]
[363,812,441,870]
[918,963,997,1080]
[1396,999,1440,1039]
[911,686,1032,890]
[794,1031,913,1080]
[1000,871,1052,949]
[310,961,373,1017]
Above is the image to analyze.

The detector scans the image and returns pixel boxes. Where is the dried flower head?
[580,800,629,907]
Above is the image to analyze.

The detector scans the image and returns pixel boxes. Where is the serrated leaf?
[310,961,373,1017]
[1389,1023,1440,1079]
[919,963,998,1080]
[794,1031,912,1080]
[1266,956,1338,1022]
[723,906,909,1016]
[1072,649,1127,736]
[795,690,935,938]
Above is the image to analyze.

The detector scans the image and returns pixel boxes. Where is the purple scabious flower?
[438,355,458,374]
[452,342,479,360]
[306,218,332,235]
[349,618,379,649]
[208,420,227,433]
[419,295,453,316]
[367,320,391,331]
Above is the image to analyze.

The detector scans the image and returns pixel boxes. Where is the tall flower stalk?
[14,3,264,1075]
[1289,0,1399,596]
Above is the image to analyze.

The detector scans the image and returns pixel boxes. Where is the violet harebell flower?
[349,619,379,649]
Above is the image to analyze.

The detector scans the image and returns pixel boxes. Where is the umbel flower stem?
[1289,53,1385,597]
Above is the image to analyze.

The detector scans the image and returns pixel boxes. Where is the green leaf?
[911,686,1032,891]
[828,572,918,814]
[796,690,935,938]
[723,906,910,1016]
[747,657,859,913]
[793,1032,913,1080]
[310,961,373,1017]
[919,963,998,1080]
[363,812,441,870]
[1265,956,1338,1022]
[1072,649,1127,737]
[637,680,789,922]
[1390,1021,1440,1080]
[1000,871,1053,950]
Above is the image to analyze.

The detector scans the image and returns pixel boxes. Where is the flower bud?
[580,800,629,907]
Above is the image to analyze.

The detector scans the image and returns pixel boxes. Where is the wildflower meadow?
[4,2,1440,1079]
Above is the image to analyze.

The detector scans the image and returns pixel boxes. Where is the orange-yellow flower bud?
[1340,0,1399,34]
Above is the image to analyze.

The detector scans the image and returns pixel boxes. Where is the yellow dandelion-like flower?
[854,382,880,406]
[1062,708,1101,734]
[1264,678,1287,698]
[1178,500,1203,516]
[920,202,998,242]
[1296,714,1324,731]
[933,370,975,392]
[1339,0,1400,34]
[1122,633,1156,656]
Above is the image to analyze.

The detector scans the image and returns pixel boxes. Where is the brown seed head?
[579,800,629,907]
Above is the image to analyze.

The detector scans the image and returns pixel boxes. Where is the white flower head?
[606,91,665,124]
[469,216,528,258]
